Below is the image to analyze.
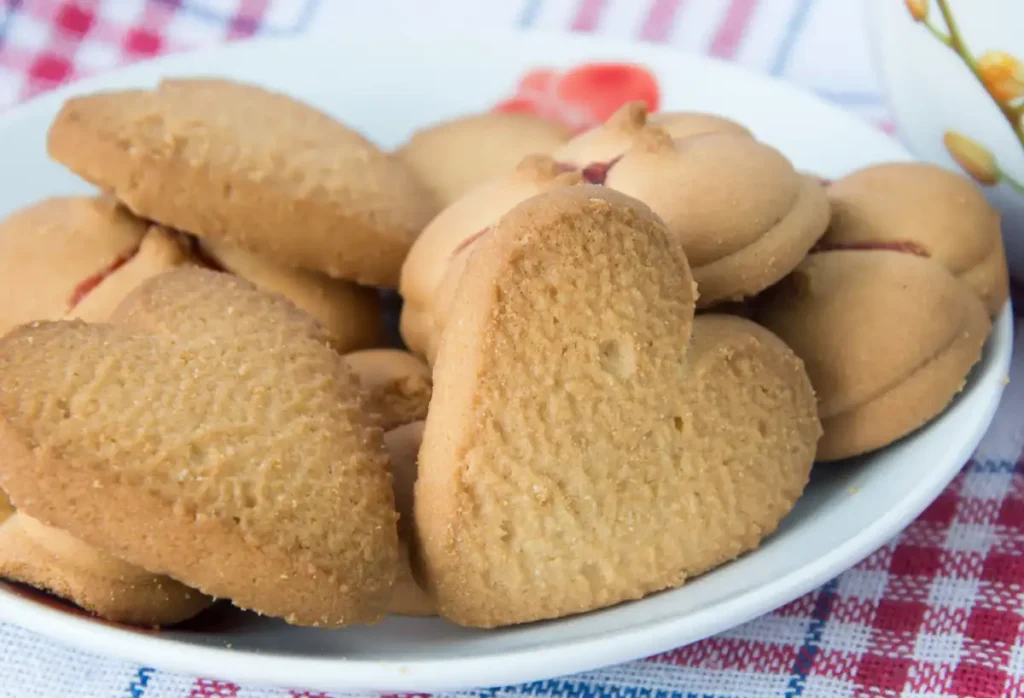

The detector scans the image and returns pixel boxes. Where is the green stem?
[998,165,1024,194]
[923,21,952,47]
[934,0,1024,151]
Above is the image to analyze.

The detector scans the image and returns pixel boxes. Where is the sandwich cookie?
[397,111,572,207]
[415,186,819,627]
[0,196,194,335]
[821,162,1009,316]
[47,78,437,287]
[0,268,400,627]
[398,155,583,362]
[756,249,991,461]
[554,101,751,167]
[602,128,830,307]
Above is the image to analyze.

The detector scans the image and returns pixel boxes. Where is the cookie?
[344,349,432,430]
[198,239,382,353]
[47,78,437,287]
[0,196,167,335]
[415,186,819,627]
[0,512,213,626]
[603,128,830,307]
[398,154,583,362]
[820,162,1009,316]
[398,111,572,207]
[554,101,751,166]
[383,421,436,616]
[69,225,195,323]
[756,249,991,461]
[0,268,400,627]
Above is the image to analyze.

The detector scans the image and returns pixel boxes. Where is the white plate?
[0,30,1013,693]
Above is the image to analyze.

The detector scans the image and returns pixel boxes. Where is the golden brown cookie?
[0,513,213,626]
[344,349,432,430]
[604,128,830,307]
[0,268,400,627]
[47,78,437,287]
[383,421,436,617]
[69,226,195,323]
[554,101,751,166]
[198,239,382,353]
[821,162,1009,316]
[415,186,819,627]
[398,155,583,362]
[398,111,572,207]
[756,249,991,461]
[0,196,187,335]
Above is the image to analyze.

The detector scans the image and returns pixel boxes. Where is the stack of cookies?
[0,79,1005,631]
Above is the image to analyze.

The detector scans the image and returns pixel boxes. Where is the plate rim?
[0,28,1013,692]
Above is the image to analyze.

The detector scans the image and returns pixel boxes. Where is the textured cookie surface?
[822,162,1009,316]
[0,196,149,335]
[344,349,432,430]
[0,268,399,627]
[399,155,583,361]
[47,79,437,286]
[0,513,213,626]
[756,250,991,461]
[200,239,382,353]
[398,112,571,207]
[415,186,818,627]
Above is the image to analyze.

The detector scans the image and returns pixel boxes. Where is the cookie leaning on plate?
[415,185,819,627]
[47,78,437,287]
[0,268,400,627]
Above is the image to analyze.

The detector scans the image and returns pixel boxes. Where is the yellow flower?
[943,131,999,186]
[904,0,928,22]
[978,51,1024,103]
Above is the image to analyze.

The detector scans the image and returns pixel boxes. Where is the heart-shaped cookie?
[47,79,437,287]
[0,511,213,626]
[415,186,819,627]
[820,162,1009,316]
[0,268,399,627]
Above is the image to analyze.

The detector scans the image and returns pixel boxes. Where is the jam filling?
[451,226,492,258]
[812,239,931,258]
[67,248,140,311]
[67,232,228,312]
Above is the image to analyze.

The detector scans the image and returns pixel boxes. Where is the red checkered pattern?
[0,0,270,107]
[0,2,1020,697]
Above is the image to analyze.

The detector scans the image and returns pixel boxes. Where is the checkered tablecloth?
[1,1,1023,696]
